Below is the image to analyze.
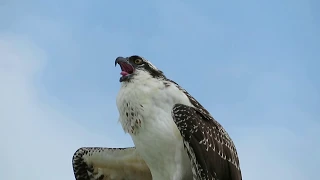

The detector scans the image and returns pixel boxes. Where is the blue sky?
[0,0,319,179]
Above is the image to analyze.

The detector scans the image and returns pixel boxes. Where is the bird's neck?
[116,78,193,134]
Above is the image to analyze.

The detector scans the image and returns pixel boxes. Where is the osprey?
[72,55,242,180]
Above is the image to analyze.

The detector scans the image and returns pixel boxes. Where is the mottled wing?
[72,147,152,180]
[172,104,242,180]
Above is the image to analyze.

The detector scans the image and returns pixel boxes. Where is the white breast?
[116,72,193,180]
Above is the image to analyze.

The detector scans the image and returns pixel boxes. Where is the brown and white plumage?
[172,104,241,180]
[72,55,242,180]
[72,147,151,180]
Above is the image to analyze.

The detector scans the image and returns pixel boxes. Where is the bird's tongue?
[120,71,129,76]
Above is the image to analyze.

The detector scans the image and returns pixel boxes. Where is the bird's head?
[115,55,165,82]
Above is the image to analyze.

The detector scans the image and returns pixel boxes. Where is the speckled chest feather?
[116,71,192,135]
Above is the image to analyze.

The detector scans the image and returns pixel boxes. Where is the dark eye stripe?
[129,55,142,61]
[127,55,165,79]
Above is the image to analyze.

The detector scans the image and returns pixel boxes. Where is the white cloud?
[0,34,111,180]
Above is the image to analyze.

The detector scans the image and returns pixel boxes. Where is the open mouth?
[115,57,135,82]
[118,61,134,77]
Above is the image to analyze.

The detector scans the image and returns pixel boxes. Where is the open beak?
[115,56,135,82]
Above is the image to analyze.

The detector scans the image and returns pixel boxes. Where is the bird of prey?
[72,55,242,180]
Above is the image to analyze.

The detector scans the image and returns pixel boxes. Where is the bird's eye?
[134,59,143,65]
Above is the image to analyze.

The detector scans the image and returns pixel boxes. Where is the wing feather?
[172,104,242,180]
[72,147,152,180]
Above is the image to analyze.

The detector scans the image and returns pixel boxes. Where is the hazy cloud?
[0,34,112,180]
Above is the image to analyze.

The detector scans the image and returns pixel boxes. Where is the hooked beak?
[115,56,127,67]
[115,56,135,82]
